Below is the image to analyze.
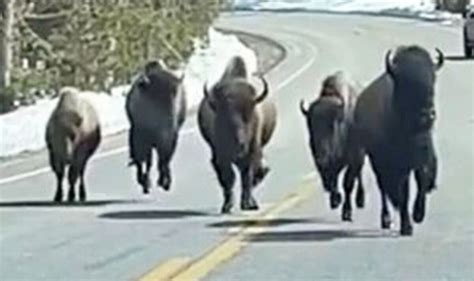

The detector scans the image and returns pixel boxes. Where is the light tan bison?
[46,87,101,202]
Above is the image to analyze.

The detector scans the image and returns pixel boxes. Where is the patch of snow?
[0,28,257,158]
[234,0,461,22]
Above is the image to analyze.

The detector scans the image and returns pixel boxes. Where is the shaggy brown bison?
[46,87,101,202]
[198,56,276,213]
[344,46,443,235]
[125,61,186,194]
[300,71,364,221]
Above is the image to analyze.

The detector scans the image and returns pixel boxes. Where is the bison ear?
[385,50,396,78]
[300,99,309,116]
[435,48,444,71]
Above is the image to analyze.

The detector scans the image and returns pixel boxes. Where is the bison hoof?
[158,175,171,191]
[356,189,365,209]
[341,209,352,222]
[221,203,233,214]
[381,215,392,229]
[139,175,150,193]
[79,193,86,202]
[413,196,426,224]
[400,223,413,236]
[54,192,63,203]
[67,191,75,203]
[241,199,259,211]
[253,166,270,187]
[329,192,342,209]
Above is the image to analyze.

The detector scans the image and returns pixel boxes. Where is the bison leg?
[67,164,79,202]
[157,134,178,191]
[212,157,235,214]
[342,167,357,221]
[399,177,413,236]
[240,165,259,211]
[77,128,100,202]
[129,127,151,193]
[371,163,393,229]
[355,173,365,209]
[76,154,90,202]
[328,177,342,210]
[413,155,437,224]
[50,152,65,203]
[252,157,270,187]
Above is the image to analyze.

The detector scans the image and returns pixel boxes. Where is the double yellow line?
[138,176,316,281]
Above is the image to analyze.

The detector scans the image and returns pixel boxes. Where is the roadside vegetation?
[0,0,225,113]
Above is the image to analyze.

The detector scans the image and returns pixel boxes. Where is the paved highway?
[1,11,473,281]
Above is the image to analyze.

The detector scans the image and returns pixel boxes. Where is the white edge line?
[0,128,196,185]
[0,38,318,186]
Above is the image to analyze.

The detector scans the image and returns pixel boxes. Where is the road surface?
[1,11,473,281]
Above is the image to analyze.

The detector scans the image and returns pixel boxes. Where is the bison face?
[301,97,345,168]
[205,77,269,158]
[385,47,443,134]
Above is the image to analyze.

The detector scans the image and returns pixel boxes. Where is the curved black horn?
[385,50,395,77]
[300,99,309,116]
[435,48,444,71]
[203,83,210,99]
[255,76,269,104]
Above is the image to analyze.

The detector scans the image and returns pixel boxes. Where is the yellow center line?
[139,257,192,281]
[137,175,317,281]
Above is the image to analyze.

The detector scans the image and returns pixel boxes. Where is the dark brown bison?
[344,46,443,235]
[198,56,276,213]
[300,71,364,221]
[126,61,186,194]
[46,87,101,202]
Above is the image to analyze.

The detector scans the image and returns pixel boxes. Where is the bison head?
[300,96,345,168]
[205,77,269,158]
[385,46,443,133]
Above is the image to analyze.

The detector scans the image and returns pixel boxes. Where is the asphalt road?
[1,11,473,281]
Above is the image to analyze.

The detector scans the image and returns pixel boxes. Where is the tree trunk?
[1,0,15,91]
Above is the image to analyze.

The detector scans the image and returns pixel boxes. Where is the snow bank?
[0,28,257,158]
[234,0,461,22]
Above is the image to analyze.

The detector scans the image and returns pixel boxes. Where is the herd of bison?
[45,44,444,236]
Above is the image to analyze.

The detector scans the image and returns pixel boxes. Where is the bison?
[300,71,364,221]
[46,87,101,202]
[125,60,186,194]
[344,45,443,235]
[198,56,277,213]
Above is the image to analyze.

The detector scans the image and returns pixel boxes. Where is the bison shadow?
[0,199,137,208]
[99,209,211,220]
[445,55,474,61]
[208,217,335,229]
[246,229,398,243]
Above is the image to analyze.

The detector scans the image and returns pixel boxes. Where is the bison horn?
[435,48,444,71]
[300,99,309,116]
[255,76,269,104]
[203,83,210,99]
[385,50,395,77]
